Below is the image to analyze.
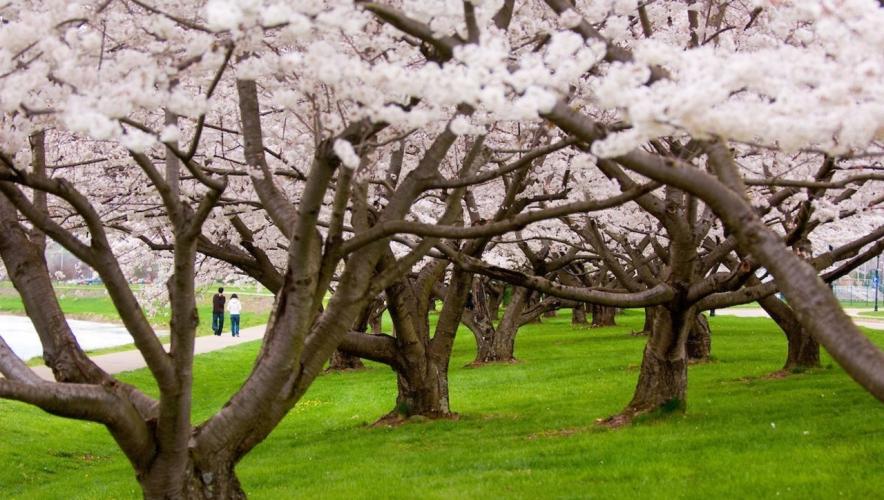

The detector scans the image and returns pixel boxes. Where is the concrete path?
[713,307,884,330]
[31,324,267,380]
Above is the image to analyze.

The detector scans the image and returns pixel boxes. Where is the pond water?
[0,315,134,361]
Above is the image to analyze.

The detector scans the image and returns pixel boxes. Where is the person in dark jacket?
[212,287,226,336]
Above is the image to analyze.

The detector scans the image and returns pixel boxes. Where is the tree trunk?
[368,313,382,334]
[467,315,518,364]
[783,328,820,371]
[463,285,529,364]
[384,359,451,421]
[488,323,517,362]
[758,295,821,371]
[571,304,588,325]
[637,307,654,335]
[543,308,557,318]
[482,287,530,363]
[686,314,711,361]
[604,306,689,426]
[469,315,497,364]
[326,349,365,371]
[625,343,687,413]
[488,287,503,321]
[591,304,617,327]
[139,458,245,500]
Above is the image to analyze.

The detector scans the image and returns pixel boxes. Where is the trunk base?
[140,462,245,500]
[591,305,617,327]
[386,363,452,423]
[571,305,588,326]
[471,331,517,366]
[372,410,459,427]
[466,356,520,368]
[783,332,820,372]
[326,349,365,372]
[601,343,687,427]
[597,397,686,428]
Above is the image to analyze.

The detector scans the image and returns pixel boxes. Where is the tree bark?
[591,304,617,327]
[327,349,365,371]
[758,295,821,371]
[488,322,518,362]
[571,304,588,325]
[465,309,496,363]
[466,286,530,364]
[487,283,504,321]
[604,306,690,426]
[625,343,687,414]
[641,307,654,333]
[387,359,451,420]
[686,314,711,361]
[138,456,245,500]
[631,307,655,336]
[466,310,519,364]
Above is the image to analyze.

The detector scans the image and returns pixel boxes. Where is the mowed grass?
[0,311,882,499]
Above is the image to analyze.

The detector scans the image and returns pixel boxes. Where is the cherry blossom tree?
[0,1,639,494]
[353,0,884,420]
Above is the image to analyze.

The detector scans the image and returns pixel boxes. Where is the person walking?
[212,287,226,336]
[228,293,242,337]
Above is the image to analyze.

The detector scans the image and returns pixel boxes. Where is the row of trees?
[1,1,883,498]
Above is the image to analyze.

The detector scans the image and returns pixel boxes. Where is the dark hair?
[232,293,238,299]
[218,287,224,293]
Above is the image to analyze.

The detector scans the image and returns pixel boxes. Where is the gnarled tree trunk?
[604,305,691,426]
[467,312,497,364]
[389,359,451,419]
[371,263,471,422]
[467,312,520,364]
[571,304,588,325]
[327,349,365,371]
[686,314,711,361]
[465,286,531,364]
[591,304,617,327]
[137,454,245,500]
[758,295,820,371]
[636,307,654,335]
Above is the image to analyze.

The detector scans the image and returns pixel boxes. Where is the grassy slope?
[1,311,882,499]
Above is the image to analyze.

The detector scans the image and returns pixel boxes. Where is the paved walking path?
[713,307,884,330]
[31,324,268,381]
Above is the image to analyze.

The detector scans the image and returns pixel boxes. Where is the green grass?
[1,311,882,498]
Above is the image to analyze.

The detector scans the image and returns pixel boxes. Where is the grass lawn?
[0,311,881,498]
